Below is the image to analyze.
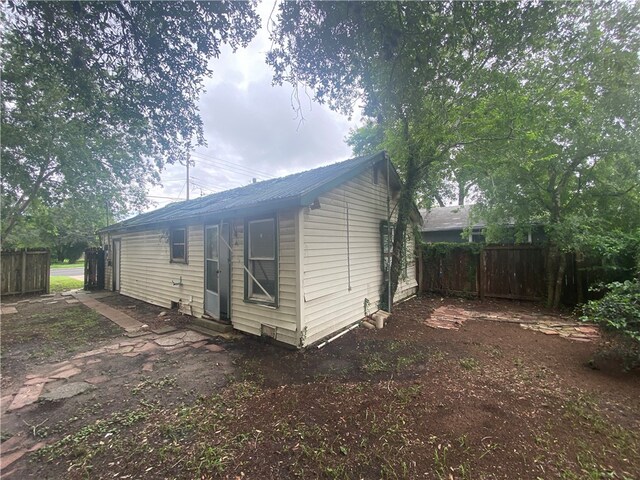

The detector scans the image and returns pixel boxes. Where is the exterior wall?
[301,167,418,346]
[110,226,205,317]
[229,210,299,346]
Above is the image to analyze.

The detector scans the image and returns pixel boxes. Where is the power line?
[191,151,275,179]
[190,152,274,181]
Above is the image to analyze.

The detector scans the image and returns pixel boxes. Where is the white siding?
[116,226,205,317]
[302,167,417,346]
[229,211,298,346]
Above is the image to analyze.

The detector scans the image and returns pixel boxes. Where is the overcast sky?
[147,2,362,210]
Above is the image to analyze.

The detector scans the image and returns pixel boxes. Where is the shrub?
[581,279,640,342]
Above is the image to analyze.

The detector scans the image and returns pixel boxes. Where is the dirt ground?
[1,293,639,479]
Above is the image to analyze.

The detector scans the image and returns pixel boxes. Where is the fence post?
[45,250,51,294]
[479,249,485,302]
[21,248,27,294]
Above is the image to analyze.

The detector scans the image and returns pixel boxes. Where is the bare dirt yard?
[1,293,639,479]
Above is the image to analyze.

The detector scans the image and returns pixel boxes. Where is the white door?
[204,225,220,318]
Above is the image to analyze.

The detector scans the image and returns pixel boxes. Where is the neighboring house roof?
[102,151,421,233]
[419,205,485,232]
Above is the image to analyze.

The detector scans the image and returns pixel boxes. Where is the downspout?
[386,156,392,313]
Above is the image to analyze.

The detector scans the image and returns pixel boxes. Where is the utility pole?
[186,158,190,200]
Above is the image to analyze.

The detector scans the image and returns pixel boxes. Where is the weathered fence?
[421,244,549,303]
[84,247,105,290]
[1,249,50,296]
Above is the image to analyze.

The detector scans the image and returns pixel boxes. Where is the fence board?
[1,249,50,295]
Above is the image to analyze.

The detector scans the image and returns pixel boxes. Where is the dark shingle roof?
[102,152,390,233]
[419,205,485,232]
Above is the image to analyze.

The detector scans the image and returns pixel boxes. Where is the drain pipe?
[386,155,392,314]
[317,323,359,349]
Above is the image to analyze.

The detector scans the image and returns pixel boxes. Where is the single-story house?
[420,205,545,244]
[99,151,420,348]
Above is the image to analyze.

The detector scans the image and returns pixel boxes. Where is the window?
[245,218,277,304]
[170,227,187,263]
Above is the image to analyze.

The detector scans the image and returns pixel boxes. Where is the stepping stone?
[27,441,47,452]
[182,331,209,343]
[115,346,134,354]
[142,362,154,372]
[85,376,109,385]
[133,342,159,354]
[50,367,82,380]
[41,382,93,401]
[24,377,52,386]
[204,344,225,353]
[125,330,152,338]
[154,336,183,347]
[40,294,55,298]
[190,341,208,349]
[167,346,191,355]
[1,435,23,453]
[0,449,26,470]
[73,348,107,359]
[45,301,58,305]
[151,326,177,335]
[65,299,80,304]
[8,383,46,411]
[86,358,102,365]
[123,352,140,357]
[1,394,15,412]
[1,306,17,315]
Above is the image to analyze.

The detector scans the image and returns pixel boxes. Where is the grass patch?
[50,261,84,270]
[459,357,479,370]
[50,276,83,293]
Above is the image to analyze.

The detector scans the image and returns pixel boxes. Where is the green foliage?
[581,280,640,343]
[1,1,259,240]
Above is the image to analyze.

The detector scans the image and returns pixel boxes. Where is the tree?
[473,1,640,307]
[1,1,259,240]
[268,1,564,308]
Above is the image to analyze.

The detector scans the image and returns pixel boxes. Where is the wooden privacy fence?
[1,249,50,296]
[84,247,105,290]
[421,245,546,302]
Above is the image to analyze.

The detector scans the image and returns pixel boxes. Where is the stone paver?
[142,362,154,372]
[85,376,109,385]
[151,325,177,335]
[190,340,208,349]
[167,346,191,355]
[154,336,183,347]
[50,367,82,380]
[122,352,140,357]
[0,449,26,470]
[8,383,46,411]
[133,342,159,354]
[23,377,53,386]
[65,299,80,304]
[72,347,107,359]
[204,344,225,352]
[1,394,15,412]
[41,382,93,401]
[73,292,144,332]
[1,306,18,315]
[182,331,209,343]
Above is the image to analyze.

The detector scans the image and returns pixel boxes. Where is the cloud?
[148,1,362,211]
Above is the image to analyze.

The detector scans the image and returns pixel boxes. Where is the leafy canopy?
[1,1,259,240]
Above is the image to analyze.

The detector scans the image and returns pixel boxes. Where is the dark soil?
[98,292,191,331]
[5,294,640,479]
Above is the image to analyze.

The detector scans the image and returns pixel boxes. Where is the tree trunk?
[552,252,567,308]
[545,244,558,308]
[379,155,421,311]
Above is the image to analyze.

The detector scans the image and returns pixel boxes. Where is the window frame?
[169,227,188,264]
[244,216,278,307]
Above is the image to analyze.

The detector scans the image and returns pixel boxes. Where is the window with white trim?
[246,218,277,304]
[170,227,187,263]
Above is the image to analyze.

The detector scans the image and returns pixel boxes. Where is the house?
[99,152,420,348]
[420,205,545,244]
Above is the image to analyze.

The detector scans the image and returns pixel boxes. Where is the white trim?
[295,207,305,345]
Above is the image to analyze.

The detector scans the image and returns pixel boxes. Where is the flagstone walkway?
[0,291,232,476]
[425,304,600,342]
